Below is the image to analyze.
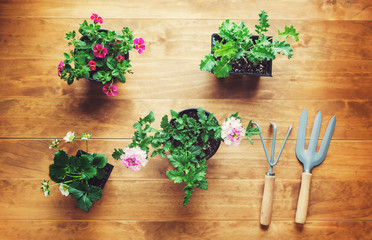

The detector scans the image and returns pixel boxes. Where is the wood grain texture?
[0,0,371,239]
[1,139,371,181]
[0,0,371,20]
[1,179,372,221]
[0,59,371,100]
[0,220,371,240]
[0,19,371,61]
[0,99,370,139]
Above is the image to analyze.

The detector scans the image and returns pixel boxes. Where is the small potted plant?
[112,108,260,206]
[58,13,145,97]
[200,10,299,78]
[41,131,114,212]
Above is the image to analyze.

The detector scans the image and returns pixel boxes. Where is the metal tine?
[252,122,292,175]
[308,112,322,152]
[274,124,293,164]
[296,109,308,163]
[313,115,336,167]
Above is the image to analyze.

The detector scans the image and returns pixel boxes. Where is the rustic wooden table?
[0,1,371,239]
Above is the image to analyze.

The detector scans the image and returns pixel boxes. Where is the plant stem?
[86,141,88,153]
[73,140,81,151]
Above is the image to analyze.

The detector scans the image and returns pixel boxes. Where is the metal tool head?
[296,109,336,173]
[253,122,292,176]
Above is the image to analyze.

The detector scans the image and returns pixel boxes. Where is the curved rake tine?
[274,125,293,164]
[270,122,277,167]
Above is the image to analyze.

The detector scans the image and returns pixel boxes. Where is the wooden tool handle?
[295,172,312,224]
[260,174,275,226]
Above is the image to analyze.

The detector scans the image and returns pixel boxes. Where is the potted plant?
[200,10,299,78]
[112,108,260,206]
[41,131,114,212]
[58,13,146,97]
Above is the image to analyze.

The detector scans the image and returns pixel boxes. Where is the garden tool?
[252,122,292,226]
[295,109,336,224]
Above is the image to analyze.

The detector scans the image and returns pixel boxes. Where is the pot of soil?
[170,108,221,161]
[79,29,130,82]
[211,33,272,77]
[76,150,114,190]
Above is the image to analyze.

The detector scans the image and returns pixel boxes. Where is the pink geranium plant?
[58,13,145,97]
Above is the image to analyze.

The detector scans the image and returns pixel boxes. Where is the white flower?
[120,146,148,171]
[221,117,246,146]
[41,180,50,197]
[63,131,76,143]
[59,183,69,196]
[49,139,60,149]
[80,133,92,141]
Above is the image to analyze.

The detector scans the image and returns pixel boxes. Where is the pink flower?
[133,38,145,54]
[120,147,148,171]
[102,84,119,97]
[90,13,103,24]
[58,61,64,77]
[93,44,108,58]
[221,117,246,146]
[116,55,124,62]
[88,60,96,71]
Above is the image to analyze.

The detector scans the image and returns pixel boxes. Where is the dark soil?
[230,58,270,75]
[87,163,114,190]
[76,150,114,190]
[170,109,221,160]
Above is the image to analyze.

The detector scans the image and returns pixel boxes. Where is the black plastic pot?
[79,29,129,81]
[211,33,273,77]
[76,150,114,190]
[170,108,221,160]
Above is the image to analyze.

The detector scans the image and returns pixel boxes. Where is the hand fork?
[295,109,336,224]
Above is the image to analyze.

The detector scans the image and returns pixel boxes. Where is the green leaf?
[200,54,215,72]
[160,115,169,129]
[78,194,93,212]
[116,72,126,83]
[255,10,270,34]
[53,150,69,167]
[87,185,102,201]
[183,187,194,206]
[197,108,207,122]
[92,154,107,168]
[96,168,106,180]
[214,42,238,59]
[112,148,124,160]
[63,52,70,59]
[198,178,208,190]
[272,40,294,58]
[170,110,178,119]
[167,154,184,169]
[245,120,261,144]
[144,111,155,124]
[278,25,299,41]
[250,45,275,62]
[49,164,66,183]
[214,58,231,78]
[68,182,86,200]
[166,169,184,184]
[82,167,97,179]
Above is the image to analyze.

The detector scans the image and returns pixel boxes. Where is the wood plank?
[1,139,371,182]
[0,0,370,20]
[0,59,371,100]
[0,220,371,240]
[0,19,371,60]
[0,179,371,220]
[0,98,370,139]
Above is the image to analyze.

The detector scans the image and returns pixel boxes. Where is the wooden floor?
[0,1,371,239]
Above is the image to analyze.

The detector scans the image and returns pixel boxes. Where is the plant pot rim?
[211,33,273,77]
[175,108,221,160]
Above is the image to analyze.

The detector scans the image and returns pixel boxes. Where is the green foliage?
[114,108,222,206]
[58,15,140,90]
[200,10,299,78]
[47,148,108,212]
[245,120,261,144]
[69,182,102,212]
